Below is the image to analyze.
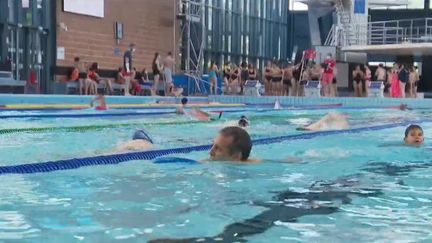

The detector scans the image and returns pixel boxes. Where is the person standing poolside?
[399,63,408,98]
[123,44,136,96]
[364,65,372,97]
[209,62,218,95]
[152,52,163,96]
[283,63,293,96]
[271,61,283,96]
[391,63,401,98]
[322,54,336,97]
[240,62,249,95]
[352,64,365,97]
[264,61,273,96]
[163,52,176,95]
[375,63,387,82]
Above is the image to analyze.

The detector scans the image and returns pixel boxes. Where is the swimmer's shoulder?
[378,142,408,148]
[116,140,153,152]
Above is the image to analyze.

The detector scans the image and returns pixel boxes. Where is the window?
[289,1,308,11]
[371,0,424,9]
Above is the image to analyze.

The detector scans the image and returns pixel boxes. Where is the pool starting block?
[244,80,265,96]
[304,80,321,97]
[368,81,384,98]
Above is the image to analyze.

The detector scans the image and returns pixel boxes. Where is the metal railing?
[368,18,432,45]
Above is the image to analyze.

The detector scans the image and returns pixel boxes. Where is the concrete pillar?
[420,56,432,92]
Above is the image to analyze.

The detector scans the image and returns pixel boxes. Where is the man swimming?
[297,112,349,131]
[209,126,254,162]
[238,115,249,128]
[176,97,223,121]
[404,124,424,146]
[175,97,188,114]
[116,130,154,152]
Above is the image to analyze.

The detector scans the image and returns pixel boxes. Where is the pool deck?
[0,94,430,109]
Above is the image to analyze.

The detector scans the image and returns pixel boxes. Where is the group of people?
[110,96,423,163]
[211,54,338,97]
[352,63,420,98]
[68,44,182,97]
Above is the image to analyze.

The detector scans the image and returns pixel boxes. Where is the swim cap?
[132,130,153,144]
[181,97,188,105]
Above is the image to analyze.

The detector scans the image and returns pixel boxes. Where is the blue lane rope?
[0,105,408,119]
[0,111,175,119]
[0,120,430,176]
[0,105,246,112]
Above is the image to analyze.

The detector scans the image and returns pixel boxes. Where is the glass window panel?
[371,0,424,9]
[289,1,308,11]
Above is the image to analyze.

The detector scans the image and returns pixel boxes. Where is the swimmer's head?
[132,130,153,144]
[399,104,408,111]
[210,127,252,162]
[238,116,249,127]
[404,125,424,146]
[181,97,188,106]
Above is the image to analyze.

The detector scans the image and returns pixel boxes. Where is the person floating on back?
[404,124,424,146]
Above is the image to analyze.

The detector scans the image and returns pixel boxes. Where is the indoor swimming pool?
[0,100,431,242]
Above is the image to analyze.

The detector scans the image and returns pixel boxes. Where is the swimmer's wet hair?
[181,97,188,105]
[405,124,423,138]
[220,126,252,161]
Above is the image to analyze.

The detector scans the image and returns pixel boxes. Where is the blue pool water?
[0,105,431,242]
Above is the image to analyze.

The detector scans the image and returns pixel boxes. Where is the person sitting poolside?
[209,126,255,162]
[116,130,154,152]
[297,112,349,131]
[404,124,424,146]
[90,90,107,110]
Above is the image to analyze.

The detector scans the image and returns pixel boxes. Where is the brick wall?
[56,0,175,71]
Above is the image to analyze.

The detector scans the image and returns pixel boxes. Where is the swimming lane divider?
[0,120,429,176]
[0,120,208,135]
[0,111,175,119]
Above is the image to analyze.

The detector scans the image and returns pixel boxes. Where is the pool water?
[0,106,431,242]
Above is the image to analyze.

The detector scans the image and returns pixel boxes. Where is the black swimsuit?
[354,73,364,84]
[231,70,239,80]
[241,69,249,81]
[224,68,231,79]
[152,63,160,76]
[249,70,256,80]
[283,70,292,85]
[265,68,272,81]
[272,77,282,82]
